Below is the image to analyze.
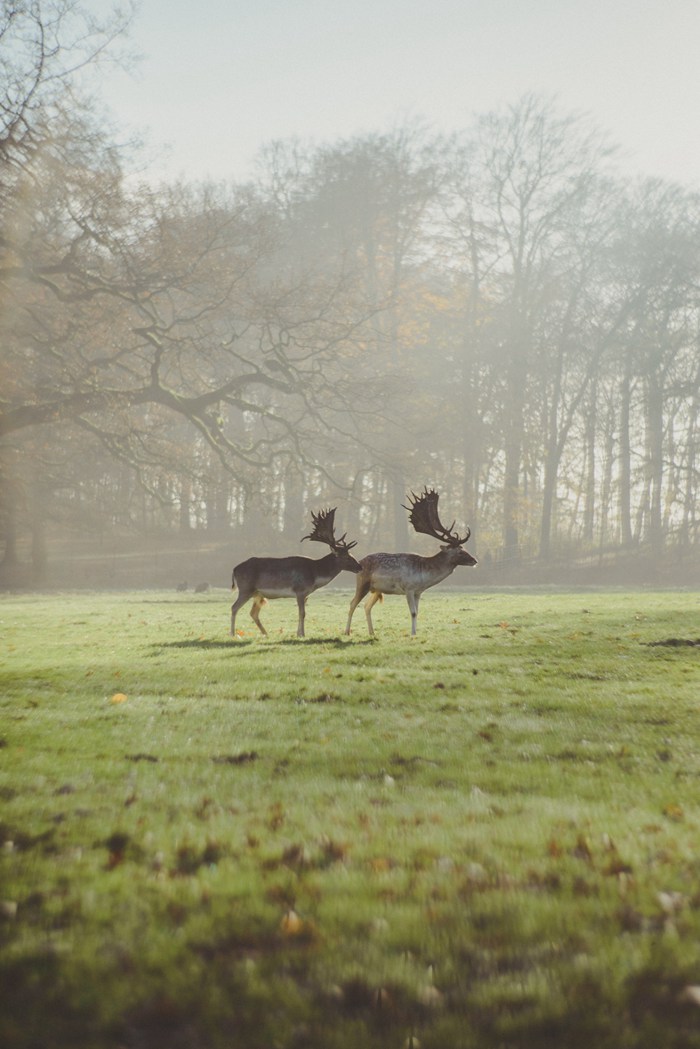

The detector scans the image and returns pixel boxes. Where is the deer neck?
[316,551,342,581]
[425,547,461,579]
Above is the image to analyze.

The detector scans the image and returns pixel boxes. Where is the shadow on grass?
[152,636,376,652]
[152,639,242,650]
[274,636,377,648]
[645,637,700,647]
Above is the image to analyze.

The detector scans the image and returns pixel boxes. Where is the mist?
[2,2,700,591]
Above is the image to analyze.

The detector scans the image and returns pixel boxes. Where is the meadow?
[1,586,700,1049]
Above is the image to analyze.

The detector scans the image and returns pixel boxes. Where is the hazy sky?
[99,0,700,187]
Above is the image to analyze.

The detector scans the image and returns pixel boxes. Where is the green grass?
[2,586,700,1048]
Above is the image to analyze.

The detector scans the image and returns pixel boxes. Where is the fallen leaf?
[370,857,394,873]
[282,843,311,869]
[603,856,633,876]
[658,891,686,914]
[572,834,593,861]
[267,802,285,830]
[374,987,393,1011]
[418,985,444,1009]
[211,751,258,766]
[110,692,128,704]
[104,831,130,869]
[279,909,305,937]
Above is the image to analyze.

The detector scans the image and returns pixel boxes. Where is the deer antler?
[403,488,471,547]
[302,507,358,552]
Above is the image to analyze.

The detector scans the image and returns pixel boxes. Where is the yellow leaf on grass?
[370,857,393,873]
[573,834,593,860]
[111,693,128,704]
[280,909,304,936]
[279,909,318,942]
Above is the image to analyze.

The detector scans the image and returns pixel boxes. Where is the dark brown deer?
[231,508,360,638]
[345,488,476,637]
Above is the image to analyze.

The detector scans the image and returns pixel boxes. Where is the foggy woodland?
[2,1,700,589]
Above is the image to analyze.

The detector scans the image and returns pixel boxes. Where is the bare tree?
[444,95,616,563]
[0,3,395,577]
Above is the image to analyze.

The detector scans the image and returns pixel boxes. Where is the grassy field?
[1,586,700,1049]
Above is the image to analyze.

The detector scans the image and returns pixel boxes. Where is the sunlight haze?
[101,0,700,186]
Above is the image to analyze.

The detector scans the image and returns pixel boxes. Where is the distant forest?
[2,2,700,587]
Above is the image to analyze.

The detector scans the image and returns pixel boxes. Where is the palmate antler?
[403,488,471,547]
[302,507,358,552]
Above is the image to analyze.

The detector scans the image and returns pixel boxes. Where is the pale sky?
[98,0,700,187]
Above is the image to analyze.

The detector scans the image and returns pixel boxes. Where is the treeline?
[2,2,700,586]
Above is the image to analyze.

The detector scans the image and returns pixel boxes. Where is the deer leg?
[231,590,251,636]
[406,591,419,636]
[364,591,382,636]
[345,579,371,635]
[249,596,268,636]
[296,593,306,638]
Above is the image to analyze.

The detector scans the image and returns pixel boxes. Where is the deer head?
[403,488,473,552]
[302,507,361,570]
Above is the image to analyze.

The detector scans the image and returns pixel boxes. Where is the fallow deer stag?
[345,488,476,637]
[231,508,360,638]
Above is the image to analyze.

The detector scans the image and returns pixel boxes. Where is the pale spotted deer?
[231,508,360,638]
[345,488,476,636]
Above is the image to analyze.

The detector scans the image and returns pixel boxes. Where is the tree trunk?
[582,382,597,544]
[618,352,633,546]
[30,478,48,587]
[391,473,410,550]
[539,344,564,561]
[599,399,616,556]
[646,371,665,559]
[1,500,19,566]
[681,391,698,550]
[282,464,304,542]
[503,349,526,563]
[179,477,192,533]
